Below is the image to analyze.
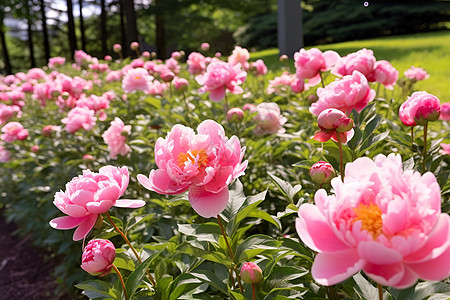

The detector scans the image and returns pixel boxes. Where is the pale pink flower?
[48,57,66,68]
[50,166,145,241]
[74,50,93,66]
[0,143,10,162]
[147,79,168,96]
[187,52,207,75]
[332,48,376,79]
[196,61,246,102]
[310,71,376,116]
[173,77,189,92]
[296,154,450,288]
[250,59,268,76]
[89,63,109,73]
[1,122,28,142]
[370,60,399,90]
[228,46,250,70]
[165,57,181,74]
[3,75,20,86]
[439,102,450,121]
[76,95,110,121]
[105,71,122,82]
[294,48,340,86]
[404,66,429,81]
[122,68,153,93]
[171,51,181,60]
[61,107,97,134]
[266,72,295,95]
[309,161,335,185]
[81,239,116,276]
[0,104,21,125]
[27,68,47,80]
[137,120,247,218]
[102,117,131,159]
[251,103,287,136]
[33,82,56,106]
[440,143,450,155]
[399,91,440,126]
[130,59,145,68]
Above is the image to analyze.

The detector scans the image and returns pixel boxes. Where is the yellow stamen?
[177,149,208,169]
[353,203,383,239]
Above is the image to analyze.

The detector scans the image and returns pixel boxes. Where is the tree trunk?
[79,0,86,51]
[66,0,78,56]
[155,0,166,59]
[0,13,12,74]
[119,1,128,57]
[25,0,36,68]
[120,0,139,57]
[100,0,107,56]
[39,0,51,62]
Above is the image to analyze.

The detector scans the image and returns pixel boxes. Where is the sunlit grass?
[251,31,450,101]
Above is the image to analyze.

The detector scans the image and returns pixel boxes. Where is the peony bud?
[201,42,210,51]
[227,108,244,123]
[104,55,112,61]
[142,51,151,59]
[240,262,263,284]
[42,125,54,137]
[83,154,94,162]
[113,44,122,53]
[31,145,39,153]
[173,77,189,92]
[279,54,289,63]
[307,94,318,104]
[414,105,440,126]
[81,239,116,276]
[309,161,335,185]
[160,70,175,82]
[243,103,256,111]
[440,102,450,121]
[317,108,354,132]
[130,42,139,51]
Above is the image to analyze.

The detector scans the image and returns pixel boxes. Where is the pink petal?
[357,241,403,265]
[406,246,450,281]
[114,199,146,208]
[95,185,121,203]
[296,204,349,253]
[137,170,189,195]
[308,73,322,86]
[49,216,86,229]
[86,200,114,214]
[73,214,98,241]
[323,50,340,70]
[202,166,233,193]
[65,204,88,217]
[188,186,229,218]
[313,130,333,142]
[392,267,418,289]
[70,190,95,206]
[363,261,404,287]
[209,88,226,102]
[404,214,450,263]
[311,249,364,286]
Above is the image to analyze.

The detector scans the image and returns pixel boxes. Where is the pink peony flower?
[171,51,182,60]
[173,77,189,92]
[309,161,335,185]
[331,48,376,79]
[201,42,210,51]
[290,78,306,93]
[61,107,97,134]
[0,104,21,125]
[440,143,450,155]
[137,120,247,218]
[294,48,340,86]
[296,154,450,288]
[228,46,250,70]
[104,55,112,61]
[113,44,122,53]
[251,102,287,136]
[48,57,66,68]
[165,57,181,74]
[102,117,131,159]
[266,72,295,95]
[27,68,47,80]
[187,52,207,75]
[310,70,376,116]
[240,262,263,284]
[370,60,399,90]
[250,59,268,76]
[0,143,10,162]
[314,108,354,143]
[105,70,122,82]
[130,59,145,68]
[196,61,246,102]
[122,68,153,93]
[81,239,116,276]
[399,91,440,126]
[404,66,429,81]
[50,166,145,241]
[440,102,450,121]
[130,42,139,51]
[1,122,28,142]
[227,108,244,123]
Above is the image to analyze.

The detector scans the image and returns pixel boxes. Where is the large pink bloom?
[50,166,145,241]
[61,107,97,134]
[196,61,246,102]
[122,68,153,93]
[404,66,429,81]
[370,60,399,90]
[310,71,376,116]
[251,103,287,136]
[228,46,250,70]
[137,120,248,218]
[102,117,131,159]
[187,52,207,75]
[296,154,450,288]
[331,48,376,79]
[294,48,340,86]
[1,121,28,142]
[399,91,440,126]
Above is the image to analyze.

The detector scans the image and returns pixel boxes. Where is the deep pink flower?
[50,166,145,241]
[370,60,399,90]
[77,94,110,121]
[294,48,340,86]
[309,161,335,185]
[296,154,450,288]
[440,102,450,121]
[332,48,376,79]
[314,108,354,143]
[122,68,153,93]
[240,262,263,284]
[102,117,131,159]
[250,59,268,76]
[404,66,429,81]
[137,120,247,218]
[81,239,116,276]
[251,103,287,136]
[187,52,207,75]
[1,122,28,142]
[196,61,246,102]
[290,78,306,93]
[399,91,440,126]
[310,71,376,116]
[61,107,97,134]
[228,46,250,70]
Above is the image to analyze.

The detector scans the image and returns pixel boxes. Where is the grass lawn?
[251,31,450,101]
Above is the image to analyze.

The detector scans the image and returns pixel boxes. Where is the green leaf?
[268,172,301,203]
[276,204,299,219]
[189,270,229,295]
[235,234,281,263]
[352,273,382,300]
[247,209,281,230]
[168,273,203,300]
[262,265,308,293]
[125,252,160,298]
[178,222,222,244]
[75,280,119,299]
[392,281,450,300]
[363,116,382,140]
[347,126,363,152]
[179,244,232,267]
[125,214,155,234]
[223,179,247,220]
[114,250,136,271]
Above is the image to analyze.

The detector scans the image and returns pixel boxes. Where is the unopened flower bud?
[309,161,335,185]
[317,108,354,132]
[227,108,244,123]
[42,125,54,137]
[414,105,440,126]
[130,42,139,51]
[240,262,263,284]
[307,94,318,104]
[113,44,122,53]
[31,145,39,153]
[142,51,151,59]
[279,54,289,63]
[173,77,189,92]
[201,42,210,51]
[81,239,115,276]
[83,154,94,162]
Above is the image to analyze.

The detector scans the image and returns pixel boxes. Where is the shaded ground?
[0,213,76,300]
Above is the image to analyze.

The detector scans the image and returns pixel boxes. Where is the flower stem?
[224,94,230,113]
[217,215,244,292]
[422,122,428,173]
[252,283,256,300]
[336,133,344,181]
[377,283,383,300]
[182,91,192,126]
[105,212,156,286]
[112,264,128,300]
[319,71,325,88]
[410,126,414,145]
